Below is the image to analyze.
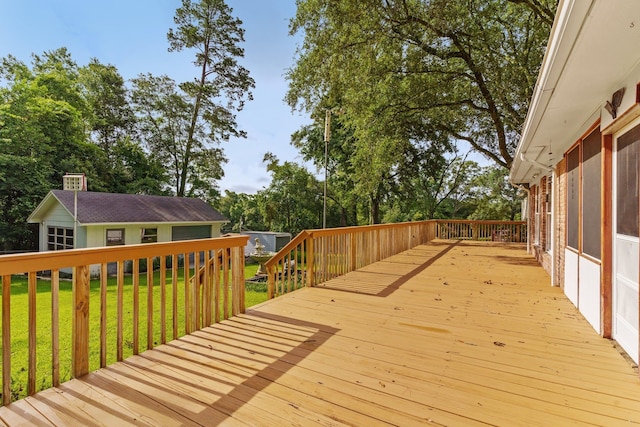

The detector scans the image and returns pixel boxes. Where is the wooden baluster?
[203,250,211,327]
[350,233,357,273]
[28,272,36,394]
[172,254,178,340]
[117,261,124,361]
[100,263,107,368]
[51,270,60,386]
[214,250,221,323]
[193,253,200,332]
[3,275,11,405]
[267,263,275,299]
[133,260,140,355]
[232,246,245,316]
[223,248,230,320]
[72,265,90,378]
[184,253,191,334]
[147,257,153,350]
[307,237,314,288]
[160,255,167,344]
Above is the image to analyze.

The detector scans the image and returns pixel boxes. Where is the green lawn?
[1,262,265,401]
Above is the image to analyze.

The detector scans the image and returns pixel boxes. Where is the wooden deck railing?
[0,235,248,405]
[264,221,439,298]
[435,220,526,242]
[264,220,527,299]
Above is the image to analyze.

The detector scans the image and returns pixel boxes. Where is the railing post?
[307,236,315,287]
[72,265,90,378]
[232,246,245,316]
[2,275,11,405]
[267,265,275,299]
[350,233,357,272]
[28,272,36,395]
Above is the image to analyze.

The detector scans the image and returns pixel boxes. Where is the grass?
[1,262,265,401]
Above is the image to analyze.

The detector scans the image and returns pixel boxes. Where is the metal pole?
[323,109,331,229]
[74,190,78,249]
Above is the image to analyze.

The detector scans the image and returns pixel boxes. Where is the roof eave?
[510,0,594,185]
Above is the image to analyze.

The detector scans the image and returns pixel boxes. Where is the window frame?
[106,228,125,246]
[545,175,553,253]
[47,226,74,251]
[141,228,158,244]
[565,126,602,260]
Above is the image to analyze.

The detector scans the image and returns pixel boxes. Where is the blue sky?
[0,0,312,194]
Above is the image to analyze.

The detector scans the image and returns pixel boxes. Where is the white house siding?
[39,203,81,251]
[85,223,223,276]
[85,223,221,247]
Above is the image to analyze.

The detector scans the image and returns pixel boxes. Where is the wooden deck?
[1,240,639,426]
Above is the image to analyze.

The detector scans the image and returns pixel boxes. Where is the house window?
[566,127,602,259]
[141,228,158,243]
[545,176,553,252]
[47,227,74,250]
[617,124,640,237]
[106,229,125,246]
[582,129,602,258]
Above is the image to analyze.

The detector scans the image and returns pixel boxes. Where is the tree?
[131,73,226,200]
[79,58,135,155]
[167,0,255,197]
[260,153,323,234]
[217,190,265,232]
[291,115,362,226]
[287,0,555,172]
[0,50,99,249]
[467,166,522,220]
[0,154,47,251]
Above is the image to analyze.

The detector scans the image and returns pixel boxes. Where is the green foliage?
[166,0,255,197]
[467,166,522,220]
[287,0,555,171]
[261,153,324,234]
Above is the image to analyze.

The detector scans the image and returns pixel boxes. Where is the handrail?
[0,234,248,405]
[264,230,311,270]
[435,220,526,242]
[265,220,439,298]
[264,220,527,299]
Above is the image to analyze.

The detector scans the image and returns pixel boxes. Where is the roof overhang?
[83,221,228,227]
[510,0,640,185]
[27,191,72,223]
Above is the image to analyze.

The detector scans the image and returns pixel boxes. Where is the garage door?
[171,225,212,241]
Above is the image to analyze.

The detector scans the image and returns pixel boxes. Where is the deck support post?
[307,236,315,287]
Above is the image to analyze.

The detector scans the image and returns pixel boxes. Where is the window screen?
[617,124,640,237]
[581,129,601,259]
[566,147,580,249]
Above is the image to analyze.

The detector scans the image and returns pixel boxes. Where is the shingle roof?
[43,190,227,224]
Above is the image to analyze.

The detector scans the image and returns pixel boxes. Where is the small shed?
[244,231,291,257]
[28,190,228,254]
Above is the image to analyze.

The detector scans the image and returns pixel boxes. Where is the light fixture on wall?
[604,87,625,119]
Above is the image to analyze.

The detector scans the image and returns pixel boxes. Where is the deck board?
[1,240,639,426]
